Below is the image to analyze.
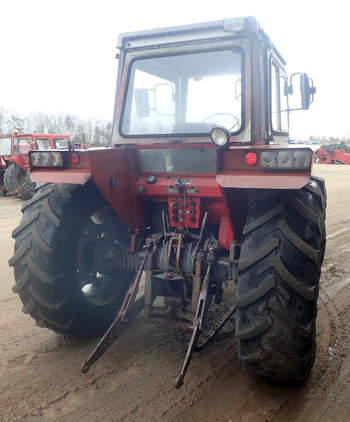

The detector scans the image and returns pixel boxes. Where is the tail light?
[260,150,312,169]
[30,151,63,167]
[69,153,80,165]
[245,152,258,166]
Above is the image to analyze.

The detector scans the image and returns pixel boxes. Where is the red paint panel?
[89,149,146,231]
[206,193,235,249]
[218,216,234,250]
[30,149,146,231]
[11,154,30,171]
[136,175,222,199]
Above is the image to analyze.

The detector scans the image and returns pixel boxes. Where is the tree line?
[2,108,348,149]
[310,135,350,146]
[0,108,112,147]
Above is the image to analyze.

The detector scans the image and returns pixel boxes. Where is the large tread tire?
[4,162,26,193]
[21,170,37,200]
[10,182,133,337]
[236,176,326,381]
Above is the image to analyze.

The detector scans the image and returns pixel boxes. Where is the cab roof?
[117,16,285,64]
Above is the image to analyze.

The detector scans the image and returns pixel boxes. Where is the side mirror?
[300,73,316,109]
[134,88,150,118]
[289,73,316,110]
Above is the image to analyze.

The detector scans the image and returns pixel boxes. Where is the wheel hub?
[93,237,122,275]
[75,206,135,307]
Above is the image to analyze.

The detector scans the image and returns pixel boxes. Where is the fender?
[29,145,312,233]
[218,145,312,190]
[11,154,29,171]
[30,148,147,230]
[216,172,310,189]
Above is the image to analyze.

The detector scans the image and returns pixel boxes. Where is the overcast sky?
[1,0,349,138]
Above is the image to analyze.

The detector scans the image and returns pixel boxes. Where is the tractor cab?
[113,16,315,147]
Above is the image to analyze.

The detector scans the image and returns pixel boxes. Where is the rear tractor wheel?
[9,182,137,337]
[21,170,37,200]
[3,162,36,199]
[4,162,26,193]
[236,176,326,381]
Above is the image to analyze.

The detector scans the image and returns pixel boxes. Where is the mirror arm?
[288,72,302,95]
[309,78,316,104]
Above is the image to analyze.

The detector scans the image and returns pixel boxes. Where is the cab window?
[14,138,32,154]
[0,137,12,156]
[121,49,243,136]
[54,138,70,149]
[271,62,288,133]
[36,138,51,149]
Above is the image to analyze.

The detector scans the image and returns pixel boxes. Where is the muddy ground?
[1,164,350,422]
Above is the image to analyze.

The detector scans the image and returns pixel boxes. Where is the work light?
[210,127,230,148]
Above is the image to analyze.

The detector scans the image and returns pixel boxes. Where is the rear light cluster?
[260,150,312,169]
[168,197,200,228]
[243,149,312,169]
[30,151,63,167]
[30,151,81,168]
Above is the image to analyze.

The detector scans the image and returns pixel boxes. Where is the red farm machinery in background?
[315,143,350,164]
[0,135,12,192]
[0,132,71,199]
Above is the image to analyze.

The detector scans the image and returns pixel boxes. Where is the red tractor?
[315,144,350,164]
[0,135,12,192]
[315,147,333,164]
[334,149,350,164]
[1,133,71,199]
[10,17,325,386]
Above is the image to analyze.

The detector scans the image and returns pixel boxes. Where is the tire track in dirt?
[2,164,350,422]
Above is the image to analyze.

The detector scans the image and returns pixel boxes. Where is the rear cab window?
[0,137,12,156]
[36,138,51,149]
[121,48,243,137]
[271,61,288,134]
[54,138,70,149]
[14,138,33,154]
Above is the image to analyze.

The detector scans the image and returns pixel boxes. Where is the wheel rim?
[75,206,131,307]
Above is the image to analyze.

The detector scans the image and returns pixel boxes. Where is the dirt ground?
[1,164,350,422]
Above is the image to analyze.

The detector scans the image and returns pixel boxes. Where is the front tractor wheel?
[10,183,136,337]
[236,176,326,381]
